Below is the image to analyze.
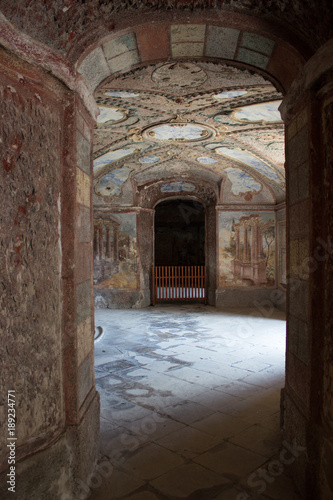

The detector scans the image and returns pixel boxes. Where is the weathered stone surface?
[1,0,332,58]
[77,168,91,207]
[107,50,140,74]
[103,33,137,60]
[171,24,206,43]
[206,26,240,60]
[77,280,92,324]
[236,47,270,70]
[78,316,93,366]
[76,205,92,243]
[0,57,63,466]
[77,130,91,175]
[241,32,275,56]
[78,46,109,91]
[78,351,94,407]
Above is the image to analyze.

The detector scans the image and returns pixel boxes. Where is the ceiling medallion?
[152,62,207,88]
[139,115,220,143]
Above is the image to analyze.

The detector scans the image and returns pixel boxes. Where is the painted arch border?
[76,12,307,96]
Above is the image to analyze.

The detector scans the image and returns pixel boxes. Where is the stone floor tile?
[99,418,131,457]
[213,381,264,398]
[156,425,220,458]
[188,388,243,411]
[113,408,183,440]
[194,441,267,478]
[219,399,277,424]
[239,463,303,500]
[231,359,272,373]
[168,366,228,388]
[153,348,182,356]
[121,442,185,480]
[96,375,124,391]
[150,462,231,499]
[101,402,153,424]
[258,472,303,499]
[91,306,301,500]
[241,372,284,389]
[90,468,145,500]
[147,359,182,372]
[213,362,253,380]
[133,393,182,411]
[260,411,281,431]
[159,400,214,425]
[229,423,282,458]
[191,412,252,440]
[132,355,156,365]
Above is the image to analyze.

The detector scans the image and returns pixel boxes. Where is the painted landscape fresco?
[94,213,137,289]
[219,212,275,287]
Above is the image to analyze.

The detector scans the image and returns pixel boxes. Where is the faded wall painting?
[94,213,137,289]
[219,212,275,287]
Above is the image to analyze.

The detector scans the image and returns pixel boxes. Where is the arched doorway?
[3,3,333,497]
[153,198,207,303]
[154,199,205,267]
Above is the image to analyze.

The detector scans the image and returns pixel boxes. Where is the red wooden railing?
[152,266,207,305]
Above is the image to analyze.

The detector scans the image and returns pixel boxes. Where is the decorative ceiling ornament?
[127,127,144,142]
[160,181,196,193]
[95,167,133,197]
[231,100,283,124]
[140,115,219,143]
[103,91,140,98]
[139,156,161,164]
[224,167,262,197]
[93,147,140,173]
[97,105,129,126]
[216,147,284,185]
[152,62,207,89]
[197,157,218,164]
[213,90,248,99]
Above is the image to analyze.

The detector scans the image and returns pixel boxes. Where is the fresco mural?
[213,90,248,99]
[232,100,282,123]
[104,91,140,98]
[93,148,137,173]
[95,167,132,196]
[197,156,218,164]
[97,106,128,125]
[144,122,214,142]
[93,143,151,173]
[215,147,284,185]
[161,181,196,193]
[219,211,275,287]
[94,213,137,289]
[139,156,160,164]
[224,167,262,196]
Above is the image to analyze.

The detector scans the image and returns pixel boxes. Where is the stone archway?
[1,5,333,498]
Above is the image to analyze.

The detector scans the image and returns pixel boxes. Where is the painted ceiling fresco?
[93,61,285,204]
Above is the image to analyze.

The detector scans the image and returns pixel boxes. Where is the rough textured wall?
[0,50,63,467]
[321,97,333,500]
[282,103,310,497]
[0,0,332,58]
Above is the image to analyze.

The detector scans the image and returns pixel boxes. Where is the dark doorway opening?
[154,199,205,266]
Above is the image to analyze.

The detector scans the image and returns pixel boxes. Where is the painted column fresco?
[219,212,275,287]
[93,213,137,289]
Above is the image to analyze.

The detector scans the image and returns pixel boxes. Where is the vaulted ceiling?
[93,61,285,207]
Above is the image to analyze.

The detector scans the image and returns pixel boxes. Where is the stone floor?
[89,305,302,500]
